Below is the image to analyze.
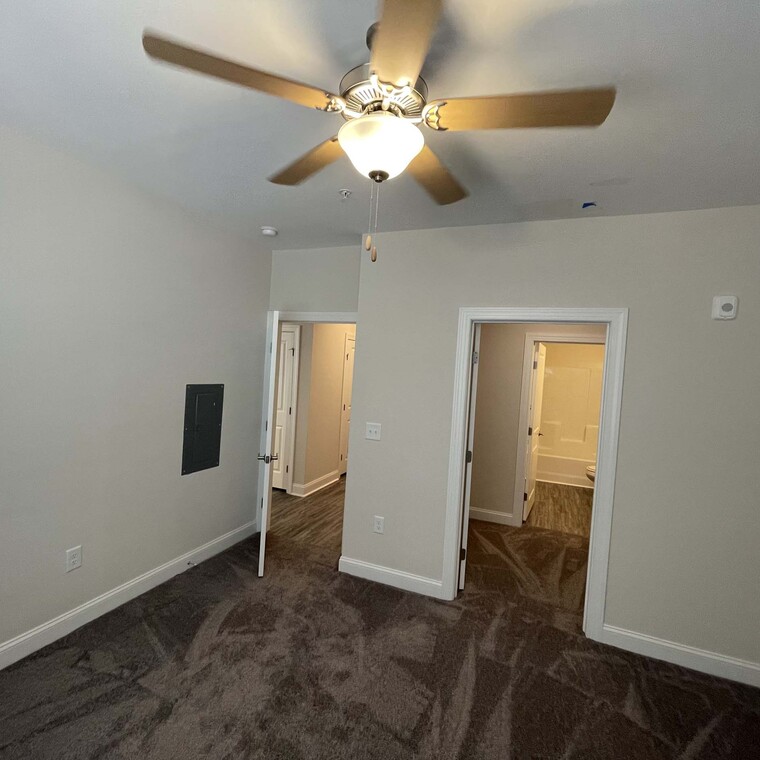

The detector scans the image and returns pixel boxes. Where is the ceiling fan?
[143,0,615,206]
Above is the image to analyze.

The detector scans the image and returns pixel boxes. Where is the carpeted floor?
[1,514,759,758]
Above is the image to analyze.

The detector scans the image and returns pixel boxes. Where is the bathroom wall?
[538,343,605,487]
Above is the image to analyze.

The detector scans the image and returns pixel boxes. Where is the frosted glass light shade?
[338,112,424,180]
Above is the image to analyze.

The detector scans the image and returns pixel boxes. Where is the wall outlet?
[66,545,82,573]
[373,516,384,534]
[365,422,382,441]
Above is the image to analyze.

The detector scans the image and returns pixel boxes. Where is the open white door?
[524,342,547,520]
[338,333,355,476]
[458,324,481,589]
[257,310,280,577]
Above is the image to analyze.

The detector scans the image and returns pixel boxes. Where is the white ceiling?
[3,0,759,249]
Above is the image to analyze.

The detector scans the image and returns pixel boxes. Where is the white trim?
[290,469,340,498]
[279,311,358,324]
[537,474,595,488]
[443,307,628,651]
[339,557,445,598]
[0,521,256,671]
[468,507,515,525]
[600,624,760,688]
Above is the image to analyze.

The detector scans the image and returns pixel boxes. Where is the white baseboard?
[0,521,257,671]
[537,474,594,489]
[596,624,760,688]
[290,470,340,498]
[469,507,515,525]
[339,556,447,599]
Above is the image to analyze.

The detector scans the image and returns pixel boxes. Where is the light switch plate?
[365,422,381,441]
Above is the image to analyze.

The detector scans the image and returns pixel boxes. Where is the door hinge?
[465,450,473,464]
[460,547,467,561]
[270,342,273,353]
[472,351,479,365]
[528,426,532,436]
[286,465,289,473]
[289,406,292,415]
[523,492,528,502]
[340,454,343,460]
[265,420,268,431]
[533,360,538,369]
[290,347,295,356]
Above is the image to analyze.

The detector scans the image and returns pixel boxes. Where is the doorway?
[257,311,358,577]
[444,307,627,642]
[463,326,606,626]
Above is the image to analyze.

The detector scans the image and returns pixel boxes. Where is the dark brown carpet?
[1,507,758,758]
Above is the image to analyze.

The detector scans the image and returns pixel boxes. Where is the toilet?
[585,464,596,483]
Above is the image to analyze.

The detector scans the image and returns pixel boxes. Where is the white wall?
[270,247,360,312]
[538,342,605,486]
[0,127,271,654]
[332,206,760,671]
[470,324,605,521]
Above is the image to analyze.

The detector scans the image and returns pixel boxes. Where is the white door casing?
[272,326,299,491]
[458,324,481,589]
[338,334,355,476]
[524,342,547,520]
[257,310,280,577]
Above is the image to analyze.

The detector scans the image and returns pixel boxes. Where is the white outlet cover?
[365,422,382,440]
[373,516,384,534]
[66,545,82,572]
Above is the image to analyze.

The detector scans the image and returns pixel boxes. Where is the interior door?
[272,327,296,490]
[257,310,280,577]
[338,333,355,476]
[524,342,547,520]
[458,323,481,590]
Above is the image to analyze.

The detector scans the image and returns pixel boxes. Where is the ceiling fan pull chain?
[371,181,381,263]
[364,182,375,252]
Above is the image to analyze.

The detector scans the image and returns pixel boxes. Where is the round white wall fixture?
[260,226,278,237]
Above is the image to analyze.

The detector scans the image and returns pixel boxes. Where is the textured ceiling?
[2,0,759,249]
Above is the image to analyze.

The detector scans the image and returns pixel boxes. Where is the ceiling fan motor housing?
[339,63,428,120]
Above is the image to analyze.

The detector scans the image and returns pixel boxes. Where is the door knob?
[257,454,279,464]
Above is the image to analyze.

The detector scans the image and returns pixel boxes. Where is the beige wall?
[470,324,605,520]
[270,247,360,312]
[330,205,760,667]
[292,323,356,491]
[538,342,605,485]
[0,126,271,647]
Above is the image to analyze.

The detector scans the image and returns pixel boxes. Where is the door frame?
[512,331,607,526]
[338,332,356,476]
[443,307,628,641]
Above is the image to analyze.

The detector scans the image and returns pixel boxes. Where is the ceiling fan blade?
[407,144,468,205]
[424,88,616,131]
[143,32,342,112]
[370,0,443,87]
[269,137,344,185]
